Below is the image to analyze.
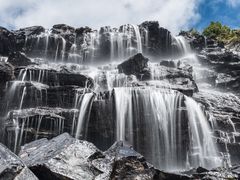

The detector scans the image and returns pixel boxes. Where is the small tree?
[203,21,231,39]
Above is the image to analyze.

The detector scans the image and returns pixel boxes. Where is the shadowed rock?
[118,53,151,80]
[0,143,38,180]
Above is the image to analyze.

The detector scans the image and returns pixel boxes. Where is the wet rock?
[19,133,102,180]
[14,65,94,88]
[14,26,45,37]
[0,61,15,84]
[4,108,78,152]
[19,134,193,180]
[197,50,240,92]
[52,24,75,34]
[8,51,34,67]
[0,143,38,180]
[0,27,16,56]
[140,21,173,57]
[92,141,192,180]
[147,62,198,96]
[118,53,151,80]
[160,60,176,68]
[75,27,92,36]
[193,90,240,164]
[179,30,206,52]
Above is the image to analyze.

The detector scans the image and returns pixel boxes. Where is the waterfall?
[132,24,143,53]
[114,87,221,171]
[175,36,191,55]
[74,92,95,139]
[184,97,221,169]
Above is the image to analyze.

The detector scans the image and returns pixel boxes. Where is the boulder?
[19,133,102,180]
[118,53,151,80]
[0,143,38,180]
[19,134,193,180]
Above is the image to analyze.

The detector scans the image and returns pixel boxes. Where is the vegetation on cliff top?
[203,21,240,44]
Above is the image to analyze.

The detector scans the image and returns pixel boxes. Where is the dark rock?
[197,50,240,92]
[0,61,14,84]
[14,26,45,37]
[14,65,94,88]
[160,60,176,68]
[75,27,92,36]
[8,51,34,67]
[196,167,209,173]
[0,143,38,180]
[179,30,206,52]
[19,133,102,180]
[52,24,75,34]
[0,27,16,56]
[4,108,78,152]
[118,53,151,80]
[140,21,173,57]
[145,62,198,96]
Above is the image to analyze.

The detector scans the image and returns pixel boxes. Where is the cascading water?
[1,23,228,173]
[73,90,95,139]
[114,87,221,171]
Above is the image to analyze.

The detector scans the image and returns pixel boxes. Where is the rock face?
[0,27,16,56]
[197,50,240,92]
[0,143,38,180]
[118,53,150,80]
[193,90,240,165]
[8,51,34,67]
[179,30,206,52]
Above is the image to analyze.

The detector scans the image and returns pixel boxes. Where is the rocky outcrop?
[179,31,206,52]
[197,50,240,92]
[8,51,34,67]
[19,133,102,179]
[0,143,38,180]
[193,89,240,164]
[0,27,16,56]
[140,21,173,57]
[18,133,193,180]
[118,53,150,80]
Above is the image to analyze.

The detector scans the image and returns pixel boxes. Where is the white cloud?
[0,0,201,34]
[227,0,240,7]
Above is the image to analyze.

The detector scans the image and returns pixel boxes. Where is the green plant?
[203,21,240,44]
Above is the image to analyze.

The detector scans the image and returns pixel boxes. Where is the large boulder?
[0,143,38,180]
[19,134,192,180]
[118,53,151,80]
[19,133,102,180]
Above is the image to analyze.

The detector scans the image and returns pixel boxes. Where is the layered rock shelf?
[0,21,240,179]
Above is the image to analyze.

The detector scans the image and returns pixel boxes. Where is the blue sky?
[196,0,240,31]
[0,0,239,34]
